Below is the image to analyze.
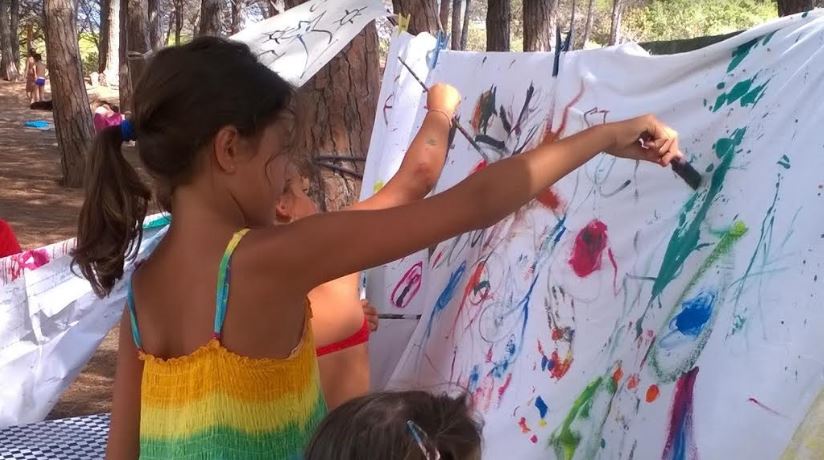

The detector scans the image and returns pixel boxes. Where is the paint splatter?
[536,396,549,423]
[471,160,488,174]
[612,367,624,386]
[646,384,660,403]
[518,417,531,433]
[672,291,716,337]
[748,397,785,417]
[777,154,791,169]
[663,368,700,460]
[372,180,384,193]
[728,39,759,73]
[650,129,746,301]
[569,220,609,277]
[471,87,497,133]
[550,377,604,460]
[712,77,769,112]
[537,187,564,212]
[627,374,640,390]
[530,435,538,444]
[424,262,467,338]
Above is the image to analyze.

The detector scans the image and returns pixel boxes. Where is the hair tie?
[120,120,136,142]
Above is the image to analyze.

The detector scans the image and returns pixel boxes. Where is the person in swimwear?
[275,123,453,409]
[33,53,47,103]
[24,49,36,104]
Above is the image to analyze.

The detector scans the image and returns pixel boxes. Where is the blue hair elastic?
[120,119,136,142]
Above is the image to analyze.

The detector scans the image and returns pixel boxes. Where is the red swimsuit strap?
[316,317,370,357]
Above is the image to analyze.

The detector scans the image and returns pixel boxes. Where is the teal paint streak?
[650,129,747,301]
[778,155,791,169]
[761,31,777,45]
[728,39,758,73]
[712,77,769,112]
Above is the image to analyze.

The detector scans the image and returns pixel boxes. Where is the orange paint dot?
[645,384,660,403]
[627,374,640,390]
[612,367,624,385]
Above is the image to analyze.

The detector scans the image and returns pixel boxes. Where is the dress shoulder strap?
[213,229,251,340]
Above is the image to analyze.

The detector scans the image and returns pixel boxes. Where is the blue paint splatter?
[541,354,550,371]
[672,291,716,337]
[424,262,467,338]
[535,396,548,419]
[490,336,517,378]
[468,365,481,392]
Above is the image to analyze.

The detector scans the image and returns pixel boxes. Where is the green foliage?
[624,0,778,43]
[78,33,99,77]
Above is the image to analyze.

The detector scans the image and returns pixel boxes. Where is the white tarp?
[0,215,169,427]
[362,11,824,460]
[230,0,387,86]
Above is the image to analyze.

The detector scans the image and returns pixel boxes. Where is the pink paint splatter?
[663,367,699,460]
[568,220,609,277]
[530,435,538,444]
[748,397,785,417]
[9,249,50,281]
[518,417,531,433]
[497,374,513,403]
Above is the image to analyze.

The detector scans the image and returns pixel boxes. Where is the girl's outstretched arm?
[257,110,680,295]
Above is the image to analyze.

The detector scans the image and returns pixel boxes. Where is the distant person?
[34,53,47,103]
[0,220,21,259]
[24,49,36,104]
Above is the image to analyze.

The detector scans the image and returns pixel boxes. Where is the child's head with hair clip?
[305,391,482,460]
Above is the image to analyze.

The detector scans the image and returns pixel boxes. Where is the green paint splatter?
[712,77,769,112]
[649,221,748,383]
[716,82,726,90]
[761,31,777,45]
[703,98,708,107]
[778,154,791,169]
[728,39,758,73]
[802,11,809,18]
[650,128,746,301]
[705,163,715,173]
[732,314,747,333]
[549,377,606,460]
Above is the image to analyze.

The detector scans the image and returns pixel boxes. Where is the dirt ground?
[0,80,121,420]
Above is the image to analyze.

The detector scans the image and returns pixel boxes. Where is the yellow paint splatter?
[373,180,385,193]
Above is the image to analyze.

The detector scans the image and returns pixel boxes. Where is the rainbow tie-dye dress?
[126,229,326,459]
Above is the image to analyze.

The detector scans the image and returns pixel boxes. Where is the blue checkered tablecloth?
[0,414,109,459]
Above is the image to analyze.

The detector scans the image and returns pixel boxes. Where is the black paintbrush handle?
[671,159,702,190]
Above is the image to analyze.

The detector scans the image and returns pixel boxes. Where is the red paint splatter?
[9,249,50,281]
[431,251,443,267]
[551,328,564,341]
[608,248,619,294]
[663,368,699,460]
[536,187,564,212]
[544,81,586,144]
[498,374,513,403]
[518,417,531,433]
[627,374,640,390]
[485,347,493,363]
[748,397,784,417]
[471,160,488,174]
[646,384,660,403]
[612,367,624,386]
[569,220,609,277]
[549,351,572,379]
[530,435,538,444]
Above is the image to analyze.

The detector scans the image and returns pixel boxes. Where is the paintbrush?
[396,56,489,163]
[639,135,702,190]
[671,159,702,190]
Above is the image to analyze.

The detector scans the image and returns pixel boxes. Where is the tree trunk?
[392,0,439,35]
[99,0,120,85]
[148,0,163,49]
[120,0,150,112]
[173,0,182,45]
[0,0,19,81]
[438,0,448,32]
[777,0,813,16]
[581,0,594,48]
[569,0,577,40]
[450,0,461,49]
[231,0,246,34]
[9,0,18,63]
[523,0,553,51]
[198,0,222,36]
[486,0,510,52]
[459,0,470,50]
[609,0,623,46]
[44,0,94,187]
[285,0,379,211]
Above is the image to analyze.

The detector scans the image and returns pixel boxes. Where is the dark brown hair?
[73,36,294,297]
[305,391,482,460]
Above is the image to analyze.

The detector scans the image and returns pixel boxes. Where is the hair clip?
[406,420,441,460]
[120,120,136,142]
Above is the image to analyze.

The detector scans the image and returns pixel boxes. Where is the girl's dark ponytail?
[73,122,150,297]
